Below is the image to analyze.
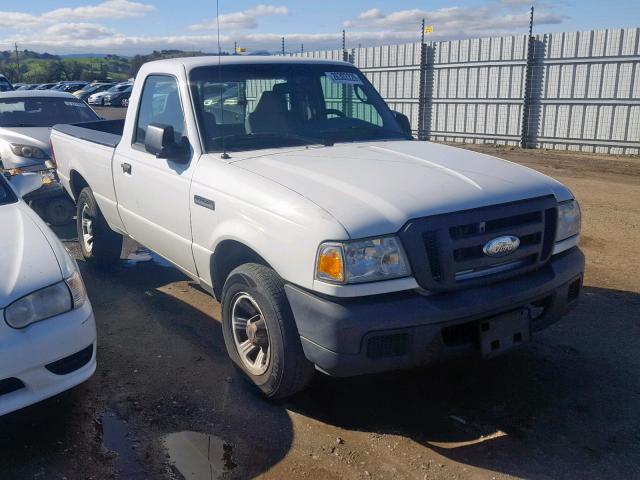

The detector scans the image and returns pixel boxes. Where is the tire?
[45,197,75,226]
[76,187,123,267]
[221,263,314,399]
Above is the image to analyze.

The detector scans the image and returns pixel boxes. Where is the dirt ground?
[1,126,639,480]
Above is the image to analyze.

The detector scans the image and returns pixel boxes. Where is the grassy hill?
[0,49,220,84]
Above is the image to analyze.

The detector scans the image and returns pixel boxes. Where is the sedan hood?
[0,202,63,307]
[234,141,572,238]
[0,127,52,169]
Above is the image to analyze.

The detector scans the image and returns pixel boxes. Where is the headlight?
[4,271,87,329]
[316,236,411,284]
[556,200,581,241]
[10,144,49,160]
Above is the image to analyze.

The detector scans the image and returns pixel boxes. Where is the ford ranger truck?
[51,57,584,398]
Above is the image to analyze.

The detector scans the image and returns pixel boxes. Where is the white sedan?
[0,173,96,416]
[0,91,100,173]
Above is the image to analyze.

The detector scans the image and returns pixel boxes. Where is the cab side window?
[134,75,185,145]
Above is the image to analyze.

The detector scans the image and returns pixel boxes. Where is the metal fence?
[285,28,640,155]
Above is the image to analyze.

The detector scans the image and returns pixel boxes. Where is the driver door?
[113,74,198,275]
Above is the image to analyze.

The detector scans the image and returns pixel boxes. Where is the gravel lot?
[1,109,639,480]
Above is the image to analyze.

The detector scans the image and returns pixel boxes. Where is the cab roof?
[143,55,350,71]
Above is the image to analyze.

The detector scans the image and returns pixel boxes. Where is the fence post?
[521,7,535,148]
[418,20,427,140]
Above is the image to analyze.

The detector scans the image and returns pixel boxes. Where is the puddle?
[163,431,237,480]
[99,412,147,479]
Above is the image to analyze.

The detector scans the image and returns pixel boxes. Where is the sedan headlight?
[4,271,87,329]
[316,236,411,284]
[10,144,49,160]
[556,200,581,242]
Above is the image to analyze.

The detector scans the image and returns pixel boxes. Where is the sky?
[0,0,638,55]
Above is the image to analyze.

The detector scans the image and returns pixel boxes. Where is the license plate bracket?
[479,309,531,359]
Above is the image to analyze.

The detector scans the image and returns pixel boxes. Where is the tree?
[129,55,145,77]
[46,59,67,82]
[67,61,84,80]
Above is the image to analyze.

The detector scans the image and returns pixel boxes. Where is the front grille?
[46,345,94,375]
[399,196,558,292]
[0,377,25,397]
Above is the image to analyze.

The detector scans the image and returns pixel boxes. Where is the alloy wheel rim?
[81,204,94,254]
[231,292,271,375]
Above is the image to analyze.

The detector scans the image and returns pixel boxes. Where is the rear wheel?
[221,263,314,399]
[76,187,122,267]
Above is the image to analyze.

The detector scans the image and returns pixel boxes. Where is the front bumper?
[286,247,584,377]
[0,300,97,416]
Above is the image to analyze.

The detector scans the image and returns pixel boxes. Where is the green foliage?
[0,49,217,85]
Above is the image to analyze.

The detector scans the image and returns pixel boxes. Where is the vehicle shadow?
[80,255,296,479]
[6,226,638,480]
[286,286,640,479]
[0,253,294,480]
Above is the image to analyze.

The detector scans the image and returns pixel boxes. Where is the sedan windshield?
[0,97,99,127]
[108,84,131,93]
[190,63,408,152]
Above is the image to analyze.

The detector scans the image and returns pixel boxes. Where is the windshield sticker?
[325,72,363,85]
[64,101,87,107]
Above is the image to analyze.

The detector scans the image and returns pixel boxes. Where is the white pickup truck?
[52,56,584,398]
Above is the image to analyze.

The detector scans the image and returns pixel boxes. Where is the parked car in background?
[15,84,39,91]
[0,172,96,417]
[0,75,13,92]
[103,84,133,107]
[52,82,88,93]
[0,90,101,225]
[74,82,115,102]
[35,83,58,90]
[52,57,584,399]
[87,83,131,106]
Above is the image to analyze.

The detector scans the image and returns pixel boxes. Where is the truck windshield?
[190,63,409,152]
[0,97,99,127]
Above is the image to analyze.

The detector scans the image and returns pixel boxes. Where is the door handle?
[121,162,132,174]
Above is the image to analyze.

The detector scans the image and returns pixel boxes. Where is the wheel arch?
[69,169,89,201]
[211,239,273,300]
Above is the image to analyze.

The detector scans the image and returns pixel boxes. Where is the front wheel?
[221,263,314,399]
[76,187,123,267]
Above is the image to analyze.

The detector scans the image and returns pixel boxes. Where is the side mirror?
[393,111,413,138]
[11,172,43,197]
[144,123,190,163]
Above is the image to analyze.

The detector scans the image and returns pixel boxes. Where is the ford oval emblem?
[482,235,520,257]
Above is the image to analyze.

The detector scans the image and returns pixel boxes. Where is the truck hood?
[234,141,573,238]
[0,202,63,307]
[0,127,52,169]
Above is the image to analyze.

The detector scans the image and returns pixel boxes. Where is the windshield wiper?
[1,123,40,127]
[212,131,333,147]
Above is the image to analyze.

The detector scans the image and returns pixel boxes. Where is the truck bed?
[52,118,126,234]
[53,119,124,148]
